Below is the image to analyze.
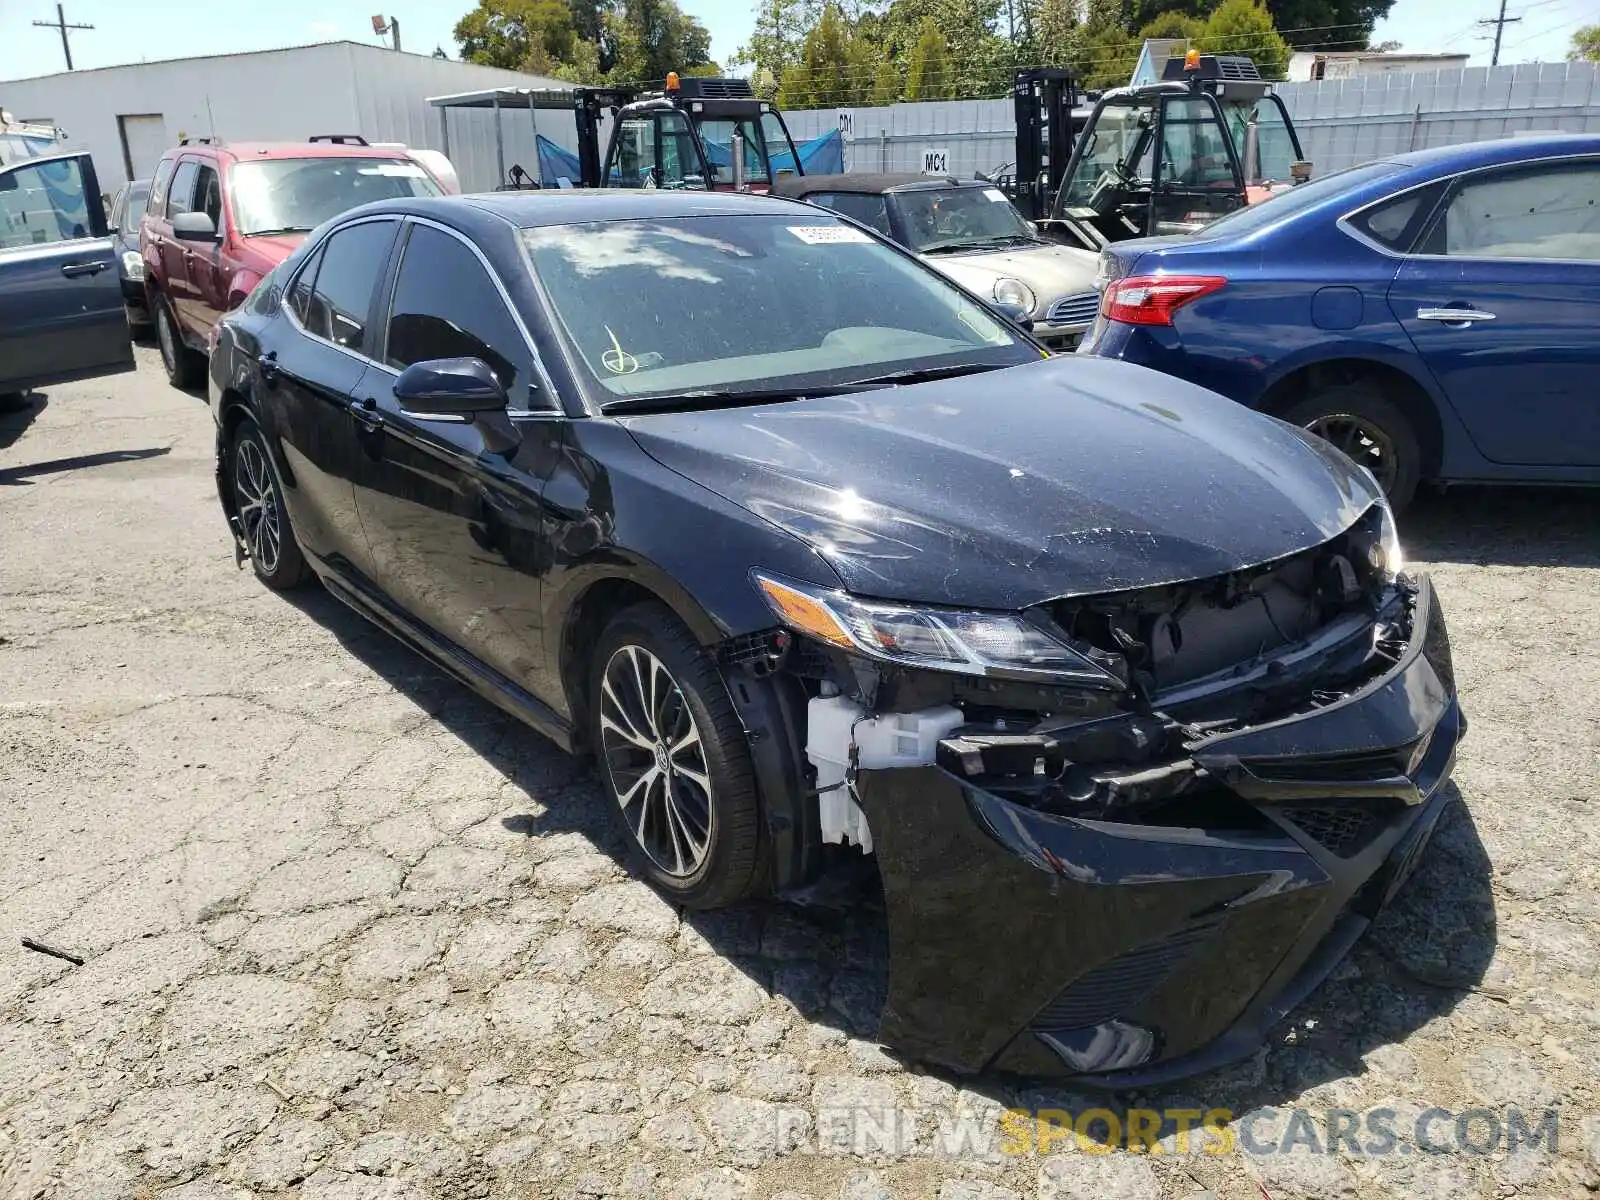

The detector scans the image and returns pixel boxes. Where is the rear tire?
[230,419,312,591]
[1282,383,1421,514]
[589,603,764,909]
[155,295,204,391]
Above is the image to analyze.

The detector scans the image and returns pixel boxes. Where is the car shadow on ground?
[1404,485,1600,569]
[0,392,48,453]
[284,582,1495,1122]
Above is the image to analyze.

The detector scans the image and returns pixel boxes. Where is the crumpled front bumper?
[853,574,1462,1084]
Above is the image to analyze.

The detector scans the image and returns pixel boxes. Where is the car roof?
[164,141,417,164]
[461,188,824,226]
[1378,132,1600,174]
[771,172,976,199]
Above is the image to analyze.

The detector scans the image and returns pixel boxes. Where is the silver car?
[773,173,1101,351]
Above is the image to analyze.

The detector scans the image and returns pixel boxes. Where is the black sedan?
[107,177,152,331]
[210,189,1463,1084]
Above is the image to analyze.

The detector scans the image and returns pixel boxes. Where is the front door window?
[0,156,94,249]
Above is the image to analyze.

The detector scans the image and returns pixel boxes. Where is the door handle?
[60,260,110,279]
[1416,307,1496,324]
[257,351,279,383]
[350,397,384,432]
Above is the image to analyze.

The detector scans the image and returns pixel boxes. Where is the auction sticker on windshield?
[360,163,427,177]
[788,225,872,244]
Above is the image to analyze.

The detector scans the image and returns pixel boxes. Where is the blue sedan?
[1079,133,1600,510]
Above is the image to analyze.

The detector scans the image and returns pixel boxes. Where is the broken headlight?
[753,572,1123,687]
[1350,491,1404,580]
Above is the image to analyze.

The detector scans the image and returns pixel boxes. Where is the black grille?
[1214,55,1264,81]
[1283,806,1382,857]
[1030,918,1219,1031]
[1045,291,1101,327]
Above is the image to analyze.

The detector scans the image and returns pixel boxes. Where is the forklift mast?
[1010,67,1080,221]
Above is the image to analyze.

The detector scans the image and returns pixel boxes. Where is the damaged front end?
[731,500,1463,1083]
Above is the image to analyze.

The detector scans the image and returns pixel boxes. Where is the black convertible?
[210,189,1463,1084]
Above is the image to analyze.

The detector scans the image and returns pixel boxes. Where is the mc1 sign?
[921,148,950,175]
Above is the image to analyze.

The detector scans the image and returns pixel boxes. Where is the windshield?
[1201,161,1408,237]
[1060,102,1155,210]
[892,187,1038,252]
[520,215,1036,406]
[698,118,770,185]
[230,157,439,235]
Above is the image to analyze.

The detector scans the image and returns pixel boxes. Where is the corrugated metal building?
[0,41,579,193]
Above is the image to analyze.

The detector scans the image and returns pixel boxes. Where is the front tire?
[590,603,763,909]
[1282,383,1421,513]
[155,295,204,390]
[0,391,32,414]
[231,420,312,591]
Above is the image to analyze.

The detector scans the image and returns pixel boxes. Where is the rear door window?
[147,158,176,215]
[286,242,326,327]
[302,219,398,352]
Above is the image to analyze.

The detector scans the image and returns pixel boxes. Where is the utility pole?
[32,3,94,72]
[1477,0,1522,67]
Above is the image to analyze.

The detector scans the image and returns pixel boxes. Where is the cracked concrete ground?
[2,348,1598,1200]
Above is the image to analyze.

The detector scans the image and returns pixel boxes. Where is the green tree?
[904,18,955,99]
[1139,11,1205,42]
[871,55,903,103]
[454,0,578,70]
[736,0,817,97]
[1570,24,1600,61]
[1199,0,1290,78]
[1259,0,1393,50]
[1066,0,1139,89]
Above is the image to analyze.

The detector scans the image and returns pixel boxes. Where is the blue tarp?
[534,128,844,188]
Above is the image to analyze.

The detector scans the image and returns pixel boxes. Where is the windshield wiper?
[922,234,1040,254]
[243,226,313,237]
[845,362,1009,388]
[601,386,851,415]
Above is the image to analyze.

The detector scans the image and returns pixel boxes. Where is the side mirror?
[172,211,218,241]
[394,357,508,417]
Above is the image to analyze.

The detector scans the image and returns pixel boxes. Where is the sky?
[0,0,1593,85]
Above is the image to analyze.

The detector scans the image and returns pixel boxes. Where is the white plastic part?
[806,696,964,855]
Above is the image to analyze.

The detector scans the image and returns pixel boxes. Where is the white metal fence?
[785,60,1600,179]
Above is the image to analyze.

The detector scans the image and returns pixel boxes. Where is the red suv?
[141,139,445,388]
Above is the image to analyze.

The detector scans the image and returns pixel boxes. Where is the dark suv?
[141,139,443,389]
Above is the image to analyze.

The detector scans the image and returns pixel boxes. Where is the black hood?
[623,357,1380,610]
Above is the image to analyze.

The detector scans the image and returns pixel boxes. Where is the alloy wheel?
[1305,412,1400,495]
[598,644,714,878]
[234,437,282,575]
